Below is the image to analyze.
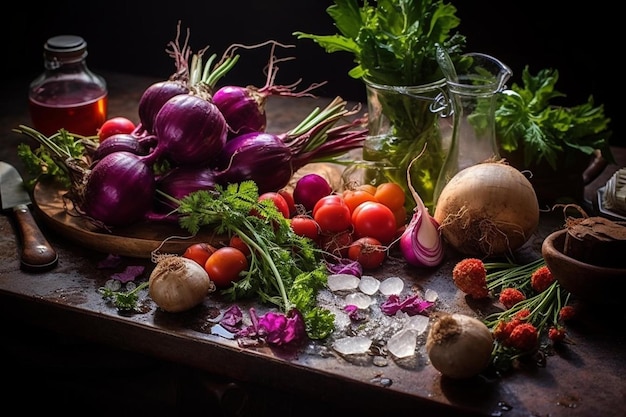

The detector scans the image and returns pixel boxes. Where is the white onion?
[148,256,215,313]
[426,313,494,379]
[433,161,539,258]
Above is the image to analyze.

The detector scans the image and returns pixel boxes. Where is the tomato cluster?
[181,175,407,283]
[288,175,407,270]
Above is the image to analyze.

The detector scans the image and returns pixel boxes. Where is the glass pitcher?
[432,52,512,206]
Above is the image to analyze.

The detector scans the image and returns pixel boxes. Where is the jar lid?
[44,35,87,62]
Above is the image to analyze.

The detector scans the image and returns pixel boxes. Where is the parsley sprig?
[170,181,335,339]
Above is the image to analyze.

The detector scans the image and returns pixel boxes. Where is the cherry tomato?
[342,189,377,214]
[312,194,344,217]
[348,237,386,270]
[278,189,296,217]
[204,247,248,288]
[229,235,250,257]
[375,182,406,211]
[290,215,320,242]
[351,201,397,245]
[320,230,353,258]
[182,243,217,267]
[98,117,136,142]
[256,192,290,218]
[313,195,352,233]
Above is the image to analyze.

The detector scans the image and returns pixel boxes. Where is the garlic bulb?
[149,256,215,313]
[426,313,494,379]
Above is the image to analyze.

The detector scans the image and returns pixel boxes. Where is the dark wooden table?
[1,71,624,417]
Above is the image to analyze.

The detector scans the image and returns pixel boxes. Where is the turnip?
[433,161,539,258]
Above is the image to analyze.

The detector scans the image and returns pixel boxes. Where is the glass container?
[28,35,108,137]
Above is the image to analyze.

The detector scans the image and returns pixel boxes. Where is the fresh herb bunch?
[294,0,466,85]
[15,126,98,189]
[453,257,574,373]
[294,0,467,211]
[171,181,335,339]
[495,66,613,170]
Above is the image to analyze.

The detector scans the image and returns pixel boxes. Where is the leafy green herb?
[169,181,335,339]
[14,126,98,189]
[294,0,465,85]
[99,281,149,312]
[495,66,613,170]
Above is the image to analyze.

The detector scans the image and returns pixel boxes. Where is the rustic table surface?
[1,71,624,416]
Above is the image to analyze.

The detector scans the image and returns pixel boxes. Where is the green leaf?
[495,66,613,169]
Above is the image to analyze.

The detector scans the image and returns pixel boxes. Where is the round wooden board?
[32,183,226,258]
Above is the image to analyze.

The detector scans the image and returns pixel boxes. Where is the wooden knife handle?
[13,203,58,271]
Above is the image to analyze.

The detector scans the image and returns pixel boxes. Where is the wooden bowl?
[541,229,626,303]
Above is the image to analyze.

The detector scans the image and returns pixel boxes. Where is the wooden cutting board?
[32,182,226,258]
[31,163,346,259]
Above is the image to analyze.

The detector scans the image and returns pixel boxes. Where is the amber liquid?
[29,79,108,137]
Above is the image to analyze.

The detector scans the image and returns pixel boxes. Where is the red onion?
[81,151,156,228]
[137,24,192,134]
[212,41,325,139]
[137,80,189,134]
[151,94,227,166]
[400,154,444,267]
[214,97,367,194]
[214,132,294,194]
[155,165,217,210]
[92,133,153,163]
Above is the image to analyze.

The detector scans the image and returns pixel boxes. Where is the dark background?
[5,0,620,146]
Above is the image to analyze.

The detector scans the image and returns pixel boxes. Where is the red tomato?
[98,117,136,142]
[312,194,344,217]
[313,195,352,233]
[278,189,296,217]
[257,192,290,218]
[290,215,320,242]
[229,235,250,257]
[348,237,386,270]
[182,243,217,267]
[342,189,377,214]
[204,247,248,288]
[351,201,397,245]
[320,230,353,258]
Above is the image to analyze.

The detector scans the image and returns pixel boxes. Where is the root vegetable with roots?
[433,161,540,258]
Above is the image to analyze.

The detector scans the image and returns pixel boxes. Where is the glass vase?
[362,78,451,213]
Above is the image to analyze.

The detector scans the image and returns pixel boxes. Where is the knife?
[0,161,58,271]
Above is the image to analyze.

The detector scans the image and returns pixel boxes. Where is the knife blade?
[0,161,58,271]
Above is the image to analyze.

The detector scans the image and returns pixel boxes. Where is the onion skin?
[153,94,227,166]
[426,313,494,379]
[137,80,189,134]
[214,132,294,194]
[433,162,539,258]
[82,151,156,228]
[149,256,215,313]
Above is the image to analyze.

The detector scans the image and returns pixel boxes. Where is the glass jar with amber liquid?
[29,35,107,137]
